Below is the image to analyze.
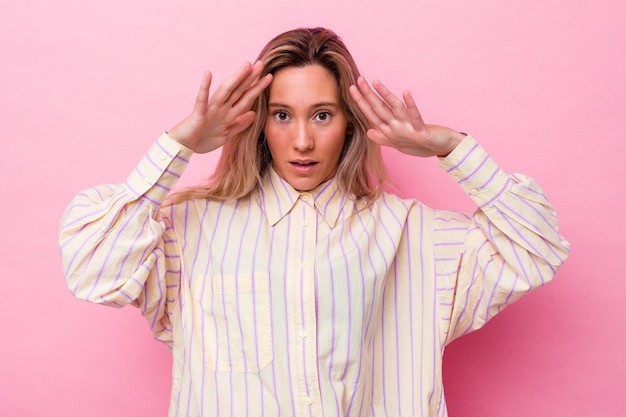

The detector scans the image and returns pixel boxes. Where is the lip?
[289,160,318,174]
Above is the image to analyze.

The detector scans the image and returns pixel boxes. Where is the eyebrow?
[268,102,341,110]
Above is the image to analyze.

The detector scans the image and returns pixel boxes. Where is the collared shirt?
[59,133,569,417]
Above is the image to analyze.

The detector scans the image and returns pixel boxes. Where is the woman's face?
[264,64,349,191]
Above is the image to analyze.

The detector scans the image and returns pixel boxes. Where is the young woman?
[59,27,569,417]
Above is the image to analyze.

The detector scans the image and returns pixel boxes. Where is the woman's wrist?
[427,125,466,157]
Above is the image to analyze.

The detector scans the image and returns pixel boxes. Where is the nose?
[293,121,314,152]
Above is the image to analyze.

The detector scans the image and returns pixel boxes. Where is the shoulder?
[160,194,257,224]
[365,191,436,226]
[374,190,433,214]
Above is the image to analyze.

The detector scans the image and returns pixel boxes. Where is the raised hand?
[349,76,464,157]
[168,61,273,154]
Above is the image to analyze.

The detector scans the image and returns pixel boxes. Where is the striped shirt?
[59,133,569,417]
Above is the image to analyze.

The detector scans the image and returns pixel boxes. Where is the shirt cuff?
[124,133,194,205]
[438,135,510,208]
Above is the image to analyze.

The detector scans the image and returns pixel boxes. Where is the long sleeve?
[370,136,569,417]
[58,133,193,347]
[433,135,570,344]
[58,131,570,416]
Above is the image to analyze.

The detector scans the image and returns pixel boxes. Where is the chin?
[290,179,319,192]
[293,184,315,192]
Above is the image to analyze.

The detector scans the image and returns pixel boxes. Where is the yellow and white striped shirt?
[59,133,569,417]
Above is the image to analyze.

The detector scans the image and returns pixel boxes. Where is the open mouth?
[290,161,318,173]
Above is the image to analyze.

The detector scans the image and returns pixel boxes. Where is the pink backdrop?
[3,0,625,415]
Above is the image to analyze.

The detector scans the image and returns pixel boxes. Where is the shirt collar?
[259,167,351,228]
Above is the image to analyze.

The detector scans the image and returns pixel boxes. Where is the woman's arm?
[432,136,570,343]
[58,62,271,346]
[350,77,570,342]
[58,134,191,346]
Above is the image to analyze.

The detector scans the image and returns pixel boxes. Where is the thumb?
[228,111,257,137]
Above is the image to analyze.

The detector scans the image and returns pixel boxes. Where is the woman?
[59,27,569,416]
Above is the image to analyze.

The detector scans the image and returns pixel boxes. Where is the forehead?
[268,65,340,105]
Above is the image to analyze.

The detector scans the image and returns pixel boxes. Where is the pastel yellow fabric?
[59,133,569,416]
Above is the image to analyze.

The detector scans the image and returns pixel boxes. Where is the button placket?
[297,193,319,411]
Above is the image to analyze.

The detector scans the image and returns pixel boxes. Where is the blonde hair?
[165,27,387,205]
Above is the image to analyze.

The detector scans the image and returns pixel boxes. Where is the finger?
[212,62,255,104]
[351,79,399,141]
[349,83,368,110]
[230,72,273,115]
[371,79,410,119]
[228,111,257,136]
[356,77,396,122]
[402,90,424,123]
[350,80,385,127]
[228,60,266,105]
[366,128,394,148]
[193,71,213,114]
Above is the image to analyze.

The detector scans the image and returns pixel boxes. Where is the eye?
[272,111,290,122]
[315,111,332,122]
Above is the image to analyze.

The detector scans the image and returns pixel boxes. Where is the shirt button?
[302,220,308,228]
[451,169,461,179]
[300,330,307,338]
[470,188,479,196]
[299,263,306,270]
[159,151,167,160]
[300,193,311,201]
[143,177,151,185]
[303,397,312,406]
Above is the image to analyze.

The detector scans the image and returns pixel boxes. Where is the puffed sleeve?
[58,133,193,348]
[433,135,570,344]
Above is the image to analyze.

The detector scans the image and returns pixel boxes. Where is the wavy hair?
[165,27,387,205]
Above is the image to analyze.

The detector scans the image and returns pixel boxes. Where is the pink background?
[3,0,625,415]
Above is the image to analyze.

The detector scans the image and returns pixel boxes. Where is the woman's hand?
[349,76,465,158]
[168,61,273,154]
